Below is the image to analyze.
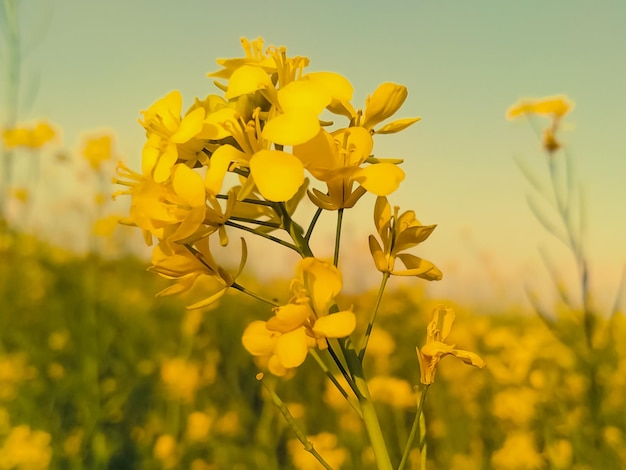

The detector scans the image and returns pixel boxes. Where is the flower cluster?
[115,37,421,308]
[242,258,355,376]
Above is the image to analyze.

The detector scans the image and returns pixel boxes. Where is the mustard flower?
[506,95,574,154]
[242,258,356,376]
[416,305,485,385]
[359,82,421,135]
[294,127,405,210]
[139,90,206,182]
[2,121,56,149]
[148,235,246,309]
[82,133,113,170]
[368,196,442,280]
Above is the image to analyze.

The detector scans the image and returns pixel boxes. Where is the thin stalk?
[225,220,299,253]
[231,282,280,307]
[305,207,323,241]
[258,374,334,470]
[359,272,390,361]
[333,208,344,267]
[216,193,274,206]
[398,385,430,470]
[228,216,281,229]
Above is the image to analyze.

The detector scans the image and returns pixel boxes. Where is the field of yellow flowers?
[1,228,625,469]
[1,12,625,468]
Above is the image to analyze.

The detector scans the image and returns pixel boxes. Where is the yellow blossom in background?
[2,121,56,149]
[10,188,29,203]
[492,387,537,426]
[491,431,544,470]
[416,305,485,385]
[153,434,178,469]
[506,95,573,153]
[368,376,416,408]
[0,426,52,470]
[159,358,200,403]
[186,411,212,442]
[288,432,348,470]
[82,133,114,170]
[92,215,123,237]
[62,429,84,458]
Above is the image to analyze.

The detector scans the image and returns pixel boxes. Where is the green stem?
[231,282,280,307]
[228,216,281,229]
[305,207,323,241]
[225,220,299,253]
[359,272,390,361]
[258,374,334,470]
[339,339,393,470]
[333,208,344,267]
[398,385,430,470]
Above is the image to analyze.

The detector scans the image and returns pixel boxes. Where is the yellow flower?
[242,258,356,376]
[160,358,200,403]
[506,95,574,154]
[360,82,421,134]
[416,305,485,385]
[139,90,206,182]
[294,127,405,210]
[82,133,114,170]
[0,426,52,470]
[2,121,56,149]
[368,196,442,280]
[505,95,573,120]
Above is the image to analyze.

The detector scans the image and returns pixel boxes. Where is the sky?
[2,0,626,312]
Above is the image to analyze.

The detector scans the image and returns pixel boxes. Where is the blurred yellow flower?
[506,95,573,154]
[0,426,52,470]
[82,134,114,170]
[186,411,212,442]
[416,305,485,385]
[2,121,56,149]
[368,376,416,408]
[505,95,573,120]
[10,188,29,203]
[160,358,200,403]
[153,434,178,468]
[491,431,543,470]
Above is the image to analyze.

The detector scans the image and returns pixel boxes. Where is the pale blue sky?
[4,0,626,310]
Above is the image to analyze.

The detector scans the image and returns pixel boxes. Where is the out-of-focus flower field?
[1,228,625,469]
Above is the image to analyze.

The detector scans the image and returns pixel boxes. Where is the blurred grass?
[1,227,624,469]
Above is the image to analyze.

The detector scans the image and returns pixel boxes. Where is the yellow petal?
[293,130,338,178]
[267,303,311,333]
[278,79,331,115]
[368,235,389,273]
[172,164,206,207]
[242,321,277,356]
[332,126,373,166]
[275,328,309,369]
[375,117,421,135]
[249,150,304,202]
[428,306,455,342]
[297,258,343,315]
[206,145,241,196]
[262,110,321,146]
[313,311,356,338]
[226,65,272,100]
[200,107,239,140]
[303,72,354,104]
[153,144,178,183]
[353,163,405,196]
[394,254,443,281]
[362,83,408,130]
[171,108,205,143]
[451,349,486,369]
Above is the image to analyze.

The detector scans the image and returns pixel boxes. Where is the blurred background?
[1,1,625,469]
